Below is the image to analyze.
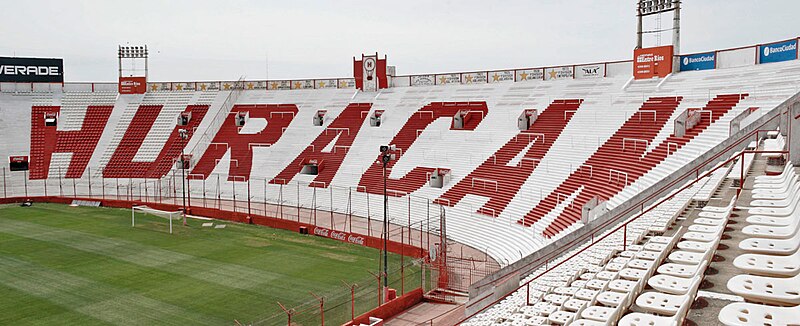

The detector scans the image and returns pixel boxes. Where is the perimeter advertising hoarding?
[759,39,798,64]
[119,76,147,94]
[680,52,716,71]
[633,45,673,79]
[0,57,64,83]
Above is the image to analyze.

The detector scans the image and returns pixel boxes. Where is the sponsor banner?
[760,39,798,64]
[435,73,460,85]
[243,81,267,90]
[337,78,356,89]
[462,72,487,84]
[680,52,716,71]
[291,79,314,90]
[488,70,515,83]
[545,66,574,80]
[0,57,64,83]
[315,79,338,89]
[313,227,366,246]
[410,75,435,86]
[268,80,291,90]
[515,68,544,81]
[196,82,220,91]
[219,81,238,90]
[633,45,674,79]
[118,76,147,94]
[174,82,195,91]
[147,82,171,92]
[574,63,605,79]
[9,156,28,163]
[9,155,29,171]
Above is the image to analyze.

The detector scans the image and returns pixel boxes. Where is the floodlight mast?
[118,45,149,80]
[179,128,188,226]
[635,0,681,71]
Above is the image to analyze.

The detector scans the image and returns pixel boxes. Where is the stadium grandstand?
[1,1,799,325]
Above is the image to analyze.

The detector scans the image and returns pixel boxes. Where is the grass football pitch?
[0,203,417,325]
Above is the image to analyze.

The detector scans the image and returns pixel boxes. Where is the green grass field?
[0,203,416,325]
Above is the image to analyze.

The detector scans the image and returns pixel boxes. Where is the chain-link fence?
[244,259,425,326]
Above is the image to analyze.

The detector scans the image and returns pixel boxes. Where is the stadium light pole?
[379,145,393,300]
[179,128,188,226]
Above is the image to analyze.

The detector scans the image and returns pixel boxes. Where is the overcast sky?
[2,0,798,82]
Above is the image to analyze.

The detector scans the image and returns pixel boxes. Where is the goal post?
[132,205,182,234]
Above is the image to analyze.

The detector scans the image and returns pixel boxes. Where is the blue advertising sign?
[680,52,715,71]
[760,39,798,64]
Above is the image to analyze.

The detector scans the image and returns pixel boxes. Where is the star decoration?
[199,84,207,91]
[176,84,184,90]
[519,72,529,81]
[548,70,558,80]
[339,80,348,88]
[492,73,500,82]
[223,83,231,90]
[294,81,302,89]
[439,76,447,84]
[247,82,254,90]
[318,81,326,88]
[465,75,473,83]
[151,84,159,91]
[270,82,279,90]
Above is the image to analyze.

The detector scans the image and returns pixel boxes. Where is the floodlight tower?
[118,45,149,93]
[636,0,681,70]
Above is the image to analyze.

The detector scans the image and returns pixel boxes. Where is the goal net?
[132,205,182,234]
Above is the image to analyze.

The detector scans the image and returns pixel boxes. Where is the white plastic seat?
[585,279,609,291]
[575,288,599,301]
[753,164,793,182]
[727,273,800,305]
[681,230,722,242]
[718,302,800,326]
[701,196,737,213]
[739,231,800,255]
[693,217,726,226]
[634,250,659,260]
[752,174,797,193]
[656,262,705,278]
[608,279,640,293]
[668,250,708,265]
[563,298,588,312]
[545,294,570,305]
[635,291,691,316]
[648,273,702,295]
[618,268,647,280]
[596,291,629,307]
[596,271,618,281]
[747,211,799,226]
[568,319,607,326]
[676,240,714,253]
[742,220,799,239]
[618,312,679,326]
[548,310,576,325]
[554,286,581,296]
[733,250,800,277]
[698,210,731,219]
[626,259,654,270]
[580,306,620,323]
[750,190,800,208]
